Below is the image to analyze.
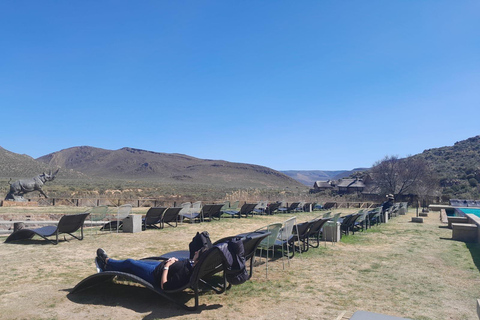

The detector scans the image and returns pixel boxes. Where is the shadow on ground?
[467,242,480,273]
[65,282,222,319]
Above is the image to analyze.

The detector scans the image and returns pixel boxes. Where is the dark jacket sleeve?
[162,260,193,290]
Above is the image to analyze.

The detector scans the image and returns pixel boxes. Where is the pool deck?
[429,204,454,211]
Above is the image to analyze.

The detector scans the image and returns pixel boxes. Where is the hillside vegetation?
[415,135,480,199]
[3,136,480,201]
[0,146,306,200]
[36,146,303,188]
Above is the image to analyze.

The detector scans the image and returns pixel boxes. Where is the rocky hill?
[414,135,480,199]
[0,147,85,180]
[36,146,305,189]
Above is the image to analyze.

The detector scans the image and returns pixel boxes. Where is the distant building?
[311,180,334,193]
[337,178,366,194]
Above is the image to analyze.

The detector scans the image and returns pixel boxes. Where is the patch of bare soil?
[1,207,480,320]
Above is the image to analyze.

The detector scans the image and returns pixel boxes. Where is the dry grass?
[1,207,480,320]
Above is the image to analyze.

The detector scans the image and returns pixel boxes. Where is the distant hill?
[413,135,480,199]
[36,146,305,189]
[282,169,367,186]
[0,147,85,180]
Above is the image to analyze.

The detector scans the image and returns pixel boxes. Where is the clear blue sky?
[1,1,479,171]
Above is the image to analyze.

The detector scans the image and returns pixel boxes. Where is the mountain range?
[1,135,480,198]
[0,146,304,189]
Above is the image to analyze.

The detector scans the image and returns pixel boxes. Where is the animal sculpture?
[5,169,59,201]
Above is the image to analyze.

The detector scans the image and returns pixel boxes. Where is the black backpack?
[216,237,249,285]
[189,231,213,259]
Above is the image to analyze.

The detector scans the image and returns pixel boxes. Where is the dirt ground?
[1,207,480,320]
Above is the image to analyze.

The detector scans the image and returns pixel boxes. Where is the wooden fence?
[1,197,382,209]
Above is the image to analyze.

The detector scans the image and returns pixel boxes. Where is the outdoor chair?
[201,204,223,221]
[255,223,283,279]
[160,207,182,228]
[306,217,331,248]
[178,202,202,223]
[253,201,268,214]
[223,203,256,218]
[70,246,228,311]
[341,213,363,235]
[339,214,354,236]
[87,205,108,234]
[278,202,300,213]
[322,202,337,210]
[142,207,167,230]
[274,216,298,268]
[449,199,462,207]
[466,200,476,207]
[265,202,281,215]
[276,201,288,212]
[290,219,315,252]
[101,204,133,232]
[178,202,191,221]
[5,212,90,245]
[191,201,202,215]
[294,202,306,212]
[302,202,313,212]
[150,231,271,285]
[367,207,382,227]
[352,210,368,232]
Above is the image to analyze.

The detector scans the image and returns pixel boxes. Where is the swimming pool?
[457,207,480,218]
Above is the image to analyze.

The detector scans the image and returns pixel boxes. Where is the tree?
[370,155,438,197]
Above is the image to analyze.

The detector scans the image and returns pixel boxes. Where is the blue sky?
[1,1,479,171]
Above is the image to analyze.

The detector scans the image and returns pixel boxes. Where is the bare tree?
[370,155,436,197]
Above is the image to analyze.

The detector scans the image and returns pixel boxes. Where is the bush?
[469,178,478,187]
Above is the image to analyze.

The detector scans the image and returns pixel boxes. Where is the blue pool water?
[458,208,480,217]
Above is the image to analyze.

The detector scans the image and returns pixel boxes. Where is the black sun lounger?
[70,246,227,311]
[306,217,331,248]
[223,203,257,218]
[161,207,182,228]
[290,220,315,252]
[154,231,271,282]
[143,207,167,230]
[201,204,224,221]
[5,212,90,245]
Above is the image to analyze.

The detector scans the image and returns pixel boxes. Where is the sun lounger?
[201,204,224,221]
[290,219,315,252]
[223,203,256,218]
[143,207,167,229]
[5,212,89,245]
[70,246,227,311]
[161,207,182,228]
[322,202,337,210]
[150,232,271,283]
[277,202,300,213]
[306,216,331,248]
[340,213,363,236]
[265,202,281,215]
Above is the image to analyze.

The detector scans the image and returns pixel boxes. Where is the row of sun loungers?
[4,201,406,314]
[1,200,349,244]
[450,199,480,207]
